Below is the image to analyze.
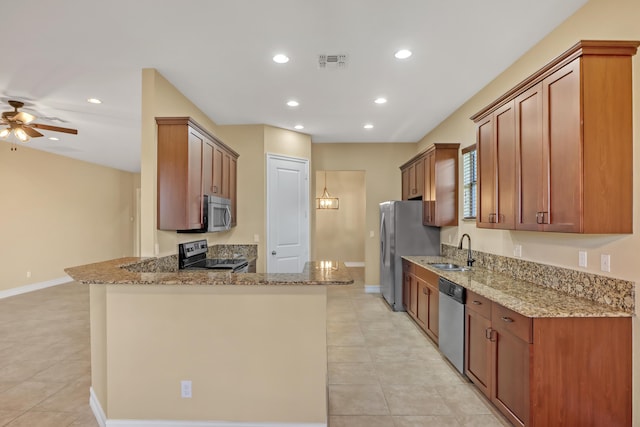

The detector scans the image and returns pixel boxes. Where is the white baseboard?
[91,386,326,427]
[0,276,72,299]
[343,261,365,267]
[90,387,107,427]
[364,284,380,294]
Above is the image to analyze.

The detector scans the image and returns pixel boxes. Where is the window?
[462,145,477,219]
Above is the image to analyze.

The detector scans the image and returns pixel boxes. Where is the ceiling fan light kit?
[0,100,78,151]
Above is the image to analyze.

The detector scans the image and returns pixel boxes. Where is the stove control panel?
[179,239,208,260]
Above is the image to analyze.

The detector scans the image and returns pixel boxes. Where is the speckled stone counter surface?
[403,256,631,318]
[65,257,353,286]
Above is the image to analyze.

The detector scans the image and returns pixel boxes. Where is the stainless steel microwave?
[208,195,232,232]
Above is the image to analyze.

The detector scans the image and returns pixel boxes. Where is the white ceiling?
[1,0,588,172]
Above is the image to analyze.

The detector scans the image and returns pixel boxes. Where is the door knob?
[271,251,277,255]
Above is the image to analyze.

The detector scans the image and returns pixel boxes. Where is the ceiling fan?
[1,100,78,151]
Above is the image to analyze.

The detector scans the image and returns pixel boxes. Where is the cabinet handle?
[489,213,497,223]
[485,327,496,341]
[536,212,549,224]
[472,300,481,305]
[501,316,514,323]
[213,185,218,193]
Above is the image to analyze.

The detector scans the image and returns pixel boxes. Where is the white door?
[266,154,310,273]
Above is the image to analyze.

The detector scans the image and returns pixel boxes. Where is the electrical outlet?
[514,245,522,258]
[253,234,260,243]
[26,271,31,278]
[578,251,587,268]
[448,234,452,243]
[181,380,192,398]
[600,254,611,272]
[154,243,160,255]
[369,230,374,238]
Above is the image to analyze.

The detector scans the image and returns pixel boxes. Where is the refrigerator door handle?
[380,212,386,264]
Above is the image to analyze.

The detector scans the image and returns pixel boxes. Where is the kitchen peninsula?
[65,257,353,427]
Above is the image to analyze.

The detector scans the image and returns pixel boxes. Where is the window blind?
[462,146,477,219]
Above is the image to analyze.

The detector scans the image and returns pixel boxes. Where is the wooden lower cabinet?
[402,262,438,343]
[465,289,631,426]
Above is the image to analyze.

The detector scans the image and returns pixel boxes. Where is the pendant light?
[316,171,339,209]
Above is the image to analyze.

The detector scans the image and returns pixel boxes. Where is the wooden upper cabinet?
[156,117,239,231]
[400,143,459,226]
[400,158,424,200]
[477,103,515,229]
[473,40,638,234]
[424,144,459,227]
[230,157,237,226]
[515,83,544,231]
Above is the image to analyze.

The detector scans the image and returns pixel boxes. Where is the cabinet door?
[402,270,411,310]
[187,130,204,228]
[416,278,428,330]
[476,116,495,228]
[492,327,530,427]
[542,58,582,232]
[222,151,231,198]
[423,152,435,225]
[465,307,492,398]
[492,305,531,427]
[408,274,418,317]
[415,158,424,199]
[202,141,214,196]
[408,163,417,198]
[401,168,410,200]
[515,84,544,231]
[426,281,439,342]
[212,145,224,195]
[493,102,516,229]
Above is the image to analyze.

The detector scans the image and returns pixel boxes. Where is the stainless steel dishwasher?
[438,277,466,374]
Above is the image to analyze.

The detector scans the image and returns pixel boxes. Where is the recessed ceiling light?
[287,100,299,107]
[87,98,102,104]
[394,49,412,59]
[364,124,374,129]
[273,54,290,64]
[48,137,60,141]
[374,97,387,104]
[294,125,304,130]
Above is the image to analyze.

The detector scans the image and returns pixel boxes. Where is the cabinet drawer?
[492,303,532,343]
[415,265,438,285]
[402,259,414,274]
[466,290,492,319]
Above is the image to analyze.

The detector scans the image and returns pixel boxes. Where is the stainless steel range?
[178,240,249,272]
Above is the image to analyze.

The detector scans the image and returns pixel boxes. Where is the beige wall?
[415,0,640,420]
[141,71,312,272]
[93,284,327,423]
[0,144,135,291]
[314,170,366,262]
[418,0,640,282]
[312,143,417,285]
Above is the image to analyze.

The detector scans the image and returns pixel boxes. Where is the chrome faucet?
[458,233,475,267]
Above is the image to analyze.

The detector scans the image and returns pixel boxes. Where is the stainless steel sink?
[429,263,470,272]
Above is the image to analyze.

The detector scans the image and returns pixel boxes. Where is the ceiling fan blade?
[13,111,36,124]
[30,123,78,135]
[22,126,44,138]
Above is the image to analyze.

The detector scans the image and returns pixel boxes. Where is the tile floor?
[0,268,509,427]
[0,283,97,426]
[327,268,510,427]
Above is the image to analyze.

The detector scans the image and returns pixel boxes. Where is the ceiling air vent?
[318,54,348,69]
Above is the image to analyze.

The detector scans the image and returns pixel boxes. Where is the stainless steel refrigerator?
[380,200,441,311]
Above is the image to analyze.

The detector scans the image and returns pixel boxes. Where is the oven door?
[208,196,232,232]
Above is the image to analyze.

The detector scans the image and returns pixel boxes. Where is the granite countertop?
[403,256,630,318]
[65,257,354,286]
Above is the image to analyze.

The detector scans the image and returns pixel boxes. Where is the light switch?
[514,245,522,258]
[369,230,374,238]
